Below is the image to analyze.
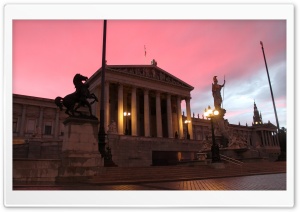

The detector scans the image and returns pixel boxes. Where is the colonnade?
[103,81,193,139]
[261,130,279,146]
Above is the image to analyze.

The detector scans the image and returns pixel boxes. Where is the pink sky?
[13,20,286,128]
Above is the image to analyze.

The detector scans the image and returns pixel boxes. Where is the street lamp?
[204,105,221,163]
[184,119,191,140]
[124,112,131,135]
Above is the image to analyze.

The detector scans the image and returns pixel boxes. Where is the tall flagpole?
[98,20,107,158]
[98,20,116,166]
[260,41,280,131]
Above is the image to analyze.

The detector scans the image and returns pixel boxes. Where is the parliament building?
[13,61,281,166]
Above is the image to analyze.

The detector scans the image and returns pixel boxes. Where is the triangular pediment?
[92,65,194,90]
[264,122,277,129]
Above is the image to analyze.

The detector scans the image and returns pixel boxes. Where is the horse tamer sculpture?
[54,74,98,118]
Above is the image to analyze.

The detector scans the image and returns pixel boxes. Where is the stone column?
[136,92,141,136]
[271,132,275,146]
[156,92,162,138]
[105,81,110,131]
[167,94,173,138]
[261,131,265,146]
[54,108,60,139]
[38,107,44,136]
[269,132,272,146]
[17,114,22,134]
[131,87,137,136]
[123,89,128,134]
[177,96,183,139]
[272,133,276,146]
[185,97,193,139]
[144,89,150,137]
[20,105,26,136]
[118,84,124,135]
[266,132,269,146]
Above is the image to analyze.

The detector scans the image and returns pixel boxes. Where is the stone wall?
[13,159,61,184]
[108,135,203,167]
[13,140,63,159]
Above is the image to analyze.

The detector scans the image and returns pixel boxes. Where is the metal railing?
[220,154,243,166]
[220,154,244,174]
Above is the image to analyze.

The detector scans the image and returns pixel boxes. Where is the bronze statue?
[212,76,225,109]
[73,73,98,103]
[54,74,98,117]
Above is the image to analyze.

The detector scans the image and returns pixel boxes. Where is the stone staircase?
[86,161,286,185]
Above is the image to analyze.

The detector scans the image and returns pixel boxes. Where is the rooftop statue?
[212,76,225,109]
[55,73,98,118]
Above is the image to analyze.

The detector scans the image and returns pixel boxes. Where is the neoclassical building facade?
[13,94,67,144]
[88,63,194,140]
[12,62,281,161]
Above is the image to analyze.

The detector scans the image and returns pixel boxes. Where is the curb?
[13,171,286,187]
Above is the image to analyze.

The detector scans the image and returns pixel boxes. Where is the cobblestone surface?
[14,173,286,190]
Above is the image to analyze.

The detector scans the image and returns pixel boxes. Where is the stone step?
[87,161,286,184]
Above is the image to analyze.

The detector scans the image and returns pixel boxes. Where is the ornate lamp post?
[123,112,131,135]
[204,105,221,163]
[184,119,191,140]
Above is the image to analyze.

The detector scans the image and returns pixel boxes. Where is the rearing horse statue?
[73,73,98,104]
[54,74,98,117]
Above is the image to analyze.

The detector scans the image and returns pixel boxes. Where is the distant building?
[13,62,281,163]
[253,101,263,125]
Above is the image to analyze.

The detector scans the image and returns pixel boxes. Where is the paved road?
[14,173,286,190]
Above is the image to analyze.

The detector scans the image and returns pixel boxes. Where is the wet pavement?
[13,173,286,190]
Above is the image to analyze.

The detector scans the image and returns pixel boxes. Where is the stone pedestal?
[56,117,103,183]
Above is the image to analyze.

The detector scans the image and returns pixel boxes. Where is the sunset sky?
[12,20,287,128]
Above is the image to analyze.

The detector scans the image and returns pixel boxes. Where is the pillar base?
[56,117,103,183]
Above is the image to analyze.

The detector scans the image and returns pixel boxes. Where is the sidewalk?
[13,173,286,190]
[84,161,286,185]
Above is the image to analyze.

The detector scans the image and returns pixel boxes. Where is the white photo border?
[3,3,294,207]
